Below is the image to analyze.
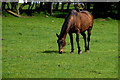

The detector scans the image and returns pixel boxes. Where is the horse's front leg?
[76,33,82,54]
[69,33,74,54]
[81,32,87,52]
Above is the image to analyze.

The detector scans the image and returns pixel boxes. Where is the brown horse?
[56,10,94,54]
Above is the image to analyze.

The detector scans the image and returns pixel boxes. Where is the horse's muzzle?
[59,51,63,54]
[59,48,64,54]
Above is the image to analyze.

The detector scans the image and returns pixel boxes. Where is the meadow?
[2,12,118,78]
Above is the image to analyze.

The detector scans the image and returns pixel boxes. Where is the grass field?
[2,13,118,78]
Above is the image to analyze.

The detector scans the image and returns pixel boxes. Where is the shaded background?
[1,2,120,19]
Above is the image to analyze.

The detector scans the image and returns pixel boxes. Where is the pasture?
[2,13,118,78]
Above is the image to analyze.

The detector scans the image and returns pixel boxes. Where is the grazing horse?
[56,10,94,54]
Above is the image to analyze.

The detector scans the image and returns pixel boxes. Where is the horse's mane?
[59,10,77,39]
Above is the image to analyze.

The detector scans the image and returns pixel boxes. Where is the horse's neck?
[59,20,69,40]
[59,11,73,40]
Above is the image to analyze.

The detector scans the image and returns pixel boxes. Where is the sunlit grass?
[2,13,118,78]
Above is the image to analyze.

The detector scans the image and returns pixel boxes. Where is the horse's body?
[56,10,94,54]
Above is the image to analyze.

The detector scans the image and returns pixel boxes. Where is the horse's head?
[56,33,66,54]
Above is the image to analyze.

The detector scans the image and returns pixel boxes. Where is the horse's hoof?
[78,51,82,54]
[59,51,63,54]
[86,50,90,53]
[70,52,74,54]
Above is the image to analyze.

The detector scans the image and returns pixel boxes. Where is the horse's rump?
[66,10,93,33]
[80,11,93,28]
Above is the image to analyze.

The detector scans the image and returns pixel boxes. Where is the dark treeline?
[2,2,119,19]
[91,2,119,19]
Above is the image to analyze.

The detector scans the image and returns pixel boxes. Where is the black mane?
[59,10,77,39]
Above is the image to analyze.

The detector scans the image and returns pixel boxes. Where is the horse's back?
[70,10,93,27]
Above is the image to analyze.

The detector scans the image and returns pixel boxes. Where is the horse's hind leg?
[76,33,82,54]
[69,33,74,54]
[87,28,92,53]
[81,32,87,52]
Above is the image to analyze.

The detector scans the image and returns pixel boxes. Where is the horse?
[56,10,94,54]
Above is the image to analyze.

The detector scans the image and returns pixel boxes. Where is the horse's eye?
[61,40,64,43]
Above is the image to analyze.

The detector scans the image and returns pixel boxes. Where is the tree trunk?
[67,2,71,11]
[18,2,32,15]
[40,2,43,11]
[2,2,10,10]
[45,2,53,16]
[55,2,59,10]
[86,2,90,11]
[10,2,18,11]
[61,2,66,11]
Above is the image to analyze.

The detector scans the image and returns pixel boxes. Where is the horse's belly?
[80,27,88,32]
[69,27,78,33]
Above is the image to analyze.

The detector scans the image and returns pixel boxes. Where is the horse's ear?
[56,33,59,38]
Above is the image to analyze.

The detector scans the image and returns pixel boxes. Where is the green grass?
[2,13,118,78]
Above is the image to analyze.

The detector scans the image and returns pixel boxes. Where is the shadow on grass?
[42,50,67,54]
[42,50,58,54]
